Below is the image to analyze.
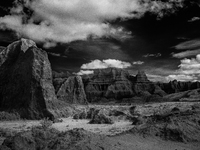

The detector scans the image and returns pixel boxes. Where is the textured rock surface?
[157,80,200,94]
[84,68,134,102]
[163,88,200,101]
[1,128,118,150]
[133,71,166,96]
[84,69,167,102]
[0,39,69,119]
[56,76,88,104]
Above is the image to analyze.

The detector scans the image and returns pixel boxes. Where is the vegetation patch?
[0,111,21,121]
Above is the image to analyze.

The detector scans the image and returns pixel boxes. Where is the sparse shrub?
[131,116,144,125]
[109,110,125,117]
[39,118,53,130]
[0,128,17,137]
[89,109,114,124]
[53,118,63,123]
[0,111,21,121]
[73,110,87,119]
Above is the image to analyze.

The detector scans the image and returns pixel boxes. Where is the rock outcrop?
[157,80,200,94]
[163,88,200,101]
[83,69,167,102]
[52,71,70,94]
[0,39,69,119]
[56,76,88,104]
[84,68,134,102]
[133,71,166,97]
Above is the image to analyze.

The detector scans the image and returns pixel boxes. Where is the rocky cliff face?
[56,76,88,104]
[0,39,69,119]
[84,68,134,102]
[133,71,166,97]
[83,69,166,102]
[163,88,200,102]
[157,80,200,94]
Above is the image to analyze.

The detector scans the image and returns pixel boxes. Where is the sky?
[0,0,200,82]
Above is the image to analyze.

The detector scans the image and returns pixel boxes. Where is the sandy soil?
[111,134,200,150]
[52,118,133,135]
[0,118,133,136]
[1,102,200,149]
[1,118,200,150]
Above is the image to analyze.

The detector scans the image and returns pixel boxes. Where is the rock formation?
[83,69,166,102]
[157,80,200,94]
[133,71,166,97]
[163,88,200,102]
[52,71,70,93]
[0,39,69,119]
[84,68,134,102]
[56,76,88,104]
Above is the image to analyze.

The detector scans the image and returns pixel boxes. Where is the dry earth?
[1,102,200,150]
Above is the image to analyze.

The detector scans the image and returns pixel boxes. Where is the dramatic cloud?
[81,59,131,69]
[172,49,200,58]
[166,54,200,81]
[188,16,200,22]
[132,61,144,65]
[70,40,131,60]
[147,74,169,83]
[0,0,185,47]
[166,74,198,82]
[174,39,200,50]
[143,53,162,58]
[76,70,94,76]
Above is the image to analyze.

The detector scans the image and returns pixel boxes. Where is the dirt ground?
[0,118,200,150]
[1,102,200,149]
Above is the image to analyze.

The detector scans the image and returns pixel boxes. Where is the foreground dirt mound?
[130,107,200,142]
[0,128,118,150]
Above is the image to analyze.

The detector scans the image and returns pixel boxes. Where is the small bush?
[39,118,53,130]
[0,128,17,137]
[73,110,87,119]
[89,111,114,124]
[0,111,21,121]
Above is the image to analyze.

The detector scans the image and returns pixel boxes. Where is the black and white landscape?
[0,0,200,150]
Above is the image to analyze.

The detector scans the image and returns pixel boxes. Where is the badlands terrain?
[0,39,200,149]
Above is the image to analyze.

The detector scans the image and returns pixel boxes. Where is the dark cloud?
[0,0,186,47]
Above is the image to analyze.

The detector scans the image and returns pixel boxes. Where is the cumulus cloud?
[76,70,94,76]
[143,53,162,58]
[166,74,198,82]
[147,74,169,83]
[166,54,200,81]
[132,61,144,65]
[0,0,185,47]
[172,49,200,58]
[81,59,131,69]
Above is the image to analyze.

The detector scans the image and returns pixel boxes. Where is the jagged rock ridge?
[83,68,166,102]
[83,68,134,102]
[157,80,200,94]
